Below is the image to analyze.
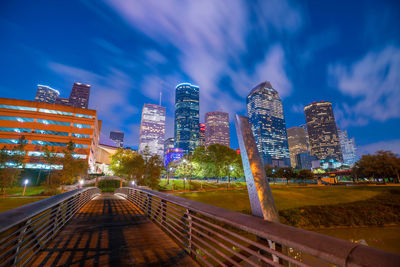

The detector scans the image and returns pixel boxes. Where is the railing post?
[186,209,192,254]
[161,199,167,226]
[147,195,152,218]
[13,219,31,265]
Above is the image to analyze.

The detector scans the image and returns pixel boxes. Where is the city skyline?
[1,0,399,157]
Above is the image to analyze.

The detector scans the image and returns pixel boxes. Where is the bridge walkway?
[31,193,197,266]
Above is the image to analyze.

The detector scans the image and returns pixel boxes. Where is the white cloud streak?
[328,46,400,128]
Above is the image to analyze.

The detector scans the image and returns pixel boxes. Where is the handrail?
[0,187,100,267]
[116,187,400,267]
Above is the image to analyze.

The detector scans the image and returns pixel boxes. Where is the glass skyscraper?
[338,129,356,166]
[205,111,230,147]
[174,83,199,154]
[246,81,290,167]
[110,131,124,147]
[35,85,60,103]
[69,82,91,109]
[287,126,309,168]
[139,103,166,157]
[304,101,343,162]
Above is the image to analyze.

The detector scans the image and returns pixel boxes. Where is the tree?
[0,136,26,198]
[353,150,400,183]
[275,167,296,185]
[142,154,163,189]
[110,148,145,183]
[59,141,88,189]
[41,145,61,187]
[297,169,314,184]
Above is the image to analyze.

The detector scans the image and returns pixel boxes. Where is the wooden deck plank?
[31,193,197,267]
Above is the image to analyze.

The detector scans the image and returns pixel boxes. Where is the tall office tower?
[110,131,124,148]
[246,81,290,167]
[139,103,166,157]
[199,123,206,147]
[205,111,230,147]
[287,127,309,168]
[55,97,70,106]
[164,137,175,155]
[174,83,199,154]
[69,82,91,109]
[338,129,357,166]
[35,85,60,103]
[304,101,343,162]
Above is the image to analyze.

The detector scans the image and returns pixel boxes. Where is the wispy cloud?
[47,62,140,143]
[102,0,302,117]
[357,139,400,157]
[328,46,400,128]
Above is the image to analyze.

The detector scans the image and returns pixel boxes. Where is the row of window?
[0,116,92,128]
[27,151,87,159]
[0,127,91,138]
[0,104,94,119]
[0,139,88,148]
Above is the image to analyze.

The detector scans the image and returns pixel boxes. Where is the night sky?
[0,0,399,156]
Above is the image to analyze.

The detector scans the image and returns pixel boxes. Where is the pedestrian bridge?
[1,187,399,267]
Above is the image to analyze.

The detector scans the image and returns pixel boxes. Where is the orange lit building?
[0,98,101,172]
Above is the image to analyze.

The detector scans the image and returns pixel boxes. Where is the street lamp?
[131,180,135,187]
[228,165,234,187]
[79,179,84,188]
[22,179,29,196]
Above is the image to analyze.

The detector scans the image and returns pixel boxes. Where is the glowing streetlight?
[79,179,84,188]
[131,181,135,187]
[22,179,29,196]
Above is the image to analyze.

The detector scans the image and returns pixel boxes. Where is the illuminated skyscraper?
[304,101,343,162]
[205,111,230,147]
[110,131,124,147]
[35,85,59,103]
[69,82,90,109]
[287,127,309,168]
[199,123,206,147]
[174,83,199,154]
[139,103,166,157]
[338,129,356,166]
[246,81,290,167]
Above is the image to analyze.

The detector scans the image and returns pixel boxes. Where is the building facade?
[69,82,91,109]
[110,131,124,147]
[287,126,309,168]
[139,103,166,157]
[205,111,230,147]
[35,85,60,104]
[199,123,206,147]
[0,98,100,172]
[304,101,343,162]
[95,134,119,175]
[164,148,184,168]
[295,153,316,170]
[164,137,175,156]
[55,97,70,106]
[246,81,290,167]
[338,129,357,166]
[174,83,199,154]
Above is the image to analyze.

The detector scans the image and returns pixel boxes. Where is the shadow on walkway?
[32,193,196,266]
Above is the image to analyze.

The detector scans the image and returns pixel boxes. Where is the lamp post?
[22,179,29,196]
[228,166,234,188]
[131,181,135,187]
[79,179,84,189]
[182,159,187,190]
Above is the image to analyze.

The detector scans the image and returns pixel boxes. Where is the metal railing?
[115,187,400,267]
[0,187,100,267]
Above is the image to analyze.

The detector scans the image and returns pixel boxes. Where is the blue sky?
[0,0,399,156]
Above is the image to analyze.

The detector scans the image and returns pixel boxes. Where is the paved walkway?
[31,194,197,266]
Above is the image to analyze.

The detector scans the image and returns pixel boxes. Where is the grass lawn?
[159,179,246,191]
[0,197,48,213]
[4,186,46,197]
[174,185,396,212]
